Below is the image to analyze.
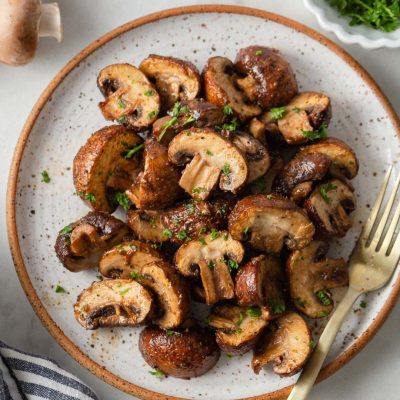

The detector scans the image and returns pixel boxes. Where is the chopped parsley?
[165,329,181,336]
[292,107,301,113]
[309,339,315,348]
[227,259,239,272]
[360,300,368,308]
[223,105,233,115]
[316,290,333,306]
[222,163,231,175]
[207,260,215,268]
[41,170,51,183]
[147,110,158,120]
[256,49,263,56]
[235,312,244,326]
[216,117,239,132]
[55,285,66,293]
[247,306,262,318]
[144,89,155,96]
[294,298,307,307]
[85,193,96,203]
[198,237,207,245]
[60,225,72,235]
[319,182,337,204]
[269,106,287,122]
[124,143,144,159]
[185,202,196,214]
[318,310,330,318]
[149,369,165,380]
[268,298,286,314]
[119,288,130,296]
[96,275,104,281]
[206,149,214,156]
[216,204,227,215]
[163,228,173,238]
[210,228,220,240]
[177,230,191,241]
[182,115,196,126]
[301,123,328,141]
[117,99,126,109]
[130,271,143,281]
[158,116,178,141]
[192,187,205,194]
[114,192,132,211]
[243,226,250,235]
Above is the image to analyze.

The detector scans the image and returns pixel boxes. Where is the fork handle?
[287,287,361,400]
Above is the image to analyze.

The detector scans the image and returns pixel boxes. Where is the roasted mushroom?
[203,56,261,120]
[73,125,142,212]
[228,194,315,253]
[174,231,244,305]
[97,63,160,129]
[235,46,298,110]
[99,240,163,278]
[304,179,356,237]
[272,152,331,202]
[235,255,286,317]
[168,128,248,200]
[252,312,312,375]
[250,153,284,195]
[126,210,165,242]
[287,241,348,318]
[139,55,201,111]
[298,137,358,180]
[208,304,269,355]
[55,211,129,272]
[139,325,220,378]
[126,137,183,209]
[74,279,154,329]
[248,117,267,144]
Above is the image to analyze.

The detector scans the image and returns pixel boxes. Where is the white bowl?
[304,0,400,49]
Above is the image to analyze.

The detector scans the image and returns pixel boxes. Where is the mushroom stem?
[39,3,62,42]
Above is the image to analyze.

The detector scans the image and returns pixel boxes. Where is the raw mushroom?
[252,312,312,375]
[99,240,163,278]
[139,54,201,110]
[73,125,143,212]
[54,211,129,272]
[139,324,220,378]
[207,304,270,355]
[97,63,160,129]
[287,241,348,318]
[203,56,261,120]
[126,137,183,209]
[168,128,248,200]
[298,137,358,180]
[74,279,154,329]
[272,152,331,202]
[235,255,286,317]
[174,231,244,305]
[235,46,298,109]
[228,194,315,253]
[304,179,356,237]
[0,0,62,66]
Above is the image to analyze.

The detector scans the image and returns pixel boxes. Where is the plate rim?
[6,4,400,400]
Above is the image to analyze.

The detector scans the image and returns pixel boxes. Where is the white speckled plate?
[7,5,400,400]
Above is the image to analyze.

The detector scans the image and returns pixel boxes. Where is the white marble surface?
[0,1,399,399]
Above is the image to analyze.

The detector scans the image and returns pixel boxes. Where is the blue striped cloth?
[0,341,98,400]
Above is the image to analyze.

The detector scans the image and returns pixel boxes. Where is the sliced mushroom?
[126,210,165,243]
[55,211,129,272]
[252,312,312,375]
[207,304,269,355]
[99,240,163,278]
[126,137,183,209]
[235,255,286,317]
[174,231,244,305]
[74,279,154,329]
[304,179,356,237]
[139,325,220,378]
[152,99,226,145]
[73,125,142,212]
[235,46,298,109]
[97,63,160,129]
[272,152,331,202]
[298,137,358,180]
[287,241,348,318]
[248,117,267,144]
[139,55,201,111]
[139,261,190,328]
[168,128,248,200]
[250,153,284,195]
[203,56,261,120]
[228,194,315,253]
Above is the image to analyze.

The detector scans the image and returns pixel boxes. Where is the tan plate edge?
[6,4,400,400]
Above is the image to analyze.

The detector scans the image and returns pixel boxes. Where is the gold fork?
[288,166,400,400]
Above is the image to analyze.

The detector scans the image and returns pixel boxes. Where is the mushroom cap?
[74,279,154,329]
[298,137,358,179]
[304,179,356,237]
[139,325,220,379]
[168,128,248,195]
[126,137,183,210]
[54,211,129,272]
[99,240,163,279]
[139,54,201,111]
[228,194,315,253]
[127,210,166,243]
[73,125,142,212]
[287,241,348,318]
[235,46,298,109]
[140,261,190,328]
[97,63,160,129]
[203,56,261,120]
[208,304,269,356]
[252,312,312,375]
[235,255,286,317]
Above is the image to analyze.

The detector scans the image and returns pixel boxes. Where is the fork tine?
[364,166,393,241]
[369,172,400,250]
[383,197,400,256]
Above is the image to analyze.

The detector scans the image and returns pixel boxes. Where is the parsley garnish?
[119,288,130,296]
[165,329,181,336]
[223,105,233,115]
[192,187,205,194]
[216,205,227,215]
[268,298,286,314]
[55,285,66,293]
[227,259,239,272]
[117,99,126,109]
[85,193,96,203]
[235,312,244,326]
[124,143,144,159]
[144,89,155,96]
[163,228,173,238]
[222,163,231,175]
[292,107,301,113]
[318,310,330,318]
[182,115,196,126]
[316,290,332,305]
[360,300,368,308]
[114,192,131,211]
[149,369,165,380]
[158,116,178,141]
[270,106,287,121]
[247,306,262,318]
[243,226,250,235]
[309,339,315,348]
[294,298,307,307]
[215,117,239,132]
[60,225,72,235]
[210,229,220,240]
[301,123,328,141]
[178,230,191,241]
[41,170,51,183]
[206,149,214,156]
[319,182,337,204]
[256,49,263,56]
[207,260,215,268]
[147,110,158,120]
[198,237,207,245]
[130,271,143,281]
